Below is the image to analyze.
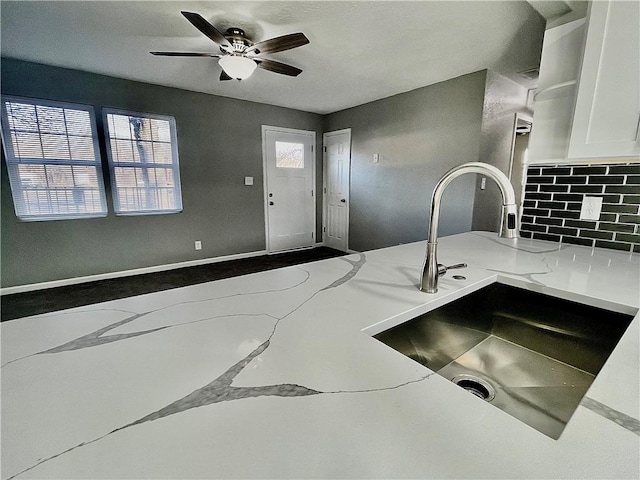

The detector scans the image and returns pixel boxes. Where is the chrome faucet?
[421,162,519,293]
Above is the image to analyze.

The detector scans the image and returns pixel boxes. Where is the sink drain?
[452,375,496,402]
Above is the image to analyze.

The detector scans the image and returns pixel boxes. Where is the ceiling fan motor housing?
[222,28,254,54]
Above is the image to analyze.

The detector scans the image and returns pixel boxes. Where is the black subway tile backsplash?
[527,192,553,201]
[619,214,640,224]
[563,236,594,247]
[601,203,639,214]
[527,175,555,184]
[551,210,581,219]
[521,162,640,253]
[609,165,640,174]
[599,213,618,222]
[570,185,604,194]
[548,226,579,237]
[605,185,640,194]
[532,232,561,242]
[556,175,587,184]
[600,194,622,203]
[588,175,625,184]
[540,184,570,193]
[581,230,614,240]
[598,222,636,233]
[537,217,564,227]
[616,233,640,244]
[595,240,634,251]
[573,166,607,175]
[521,223,547,233]
[522,208,551,217]
[564,219,597,230]
[541,167,572,175]
[553,193,584,202]
[537,201,567,210]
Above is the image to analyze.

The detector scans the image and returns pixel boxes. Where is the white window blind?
[0,96,108,220]
[103,109,183,215]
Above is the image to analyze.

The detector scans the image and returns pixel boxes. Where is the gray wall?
[324,71,487,252]
[1,59,323,288]
[473,70,531,232]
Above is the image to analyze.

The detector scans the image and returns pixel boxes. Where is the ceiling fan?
[151,11,309,81]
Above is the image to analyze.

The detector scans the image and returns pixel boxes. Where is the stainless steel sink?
[374,283,634,439]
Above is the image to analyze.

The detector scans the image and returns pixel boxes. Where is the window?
[275,141,304,168]
[0,96,108,220]
[103,109,182,215]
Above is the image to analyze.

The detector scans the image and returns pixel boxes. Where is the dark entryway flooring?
[1,247,344,322]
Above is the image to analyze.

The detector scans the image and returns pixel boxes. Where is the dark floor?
[1,247,344,322]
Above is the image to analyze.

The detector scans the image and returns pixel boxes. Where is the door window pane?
[275,141,304,168]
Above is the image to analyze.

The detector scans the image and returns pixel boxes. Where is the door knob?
[269,201,274,206]
[340,199,346,203]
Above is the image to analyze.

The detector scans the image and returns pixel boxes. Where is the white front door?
[262,126,316,253]
[323,129,351,252]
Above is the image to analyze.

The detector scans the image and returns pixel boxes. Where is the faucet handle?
[437,263,468,276]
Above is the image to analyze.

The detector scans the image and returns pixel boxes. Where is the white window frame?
[102,108,183,215]
[0,95,108,221]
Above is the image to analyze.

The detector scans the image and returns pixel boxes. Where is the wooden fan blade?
[254,58,302,77]
[181,11,232,48]
[150,52,220,57]
[220,70,233,81]
[245,33,309,55]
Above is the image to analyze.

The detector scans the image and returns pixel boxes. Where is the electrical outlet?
[580,196,603,220]
[244,176,253,186]
[194,240,202,250]
[373,153,379,163]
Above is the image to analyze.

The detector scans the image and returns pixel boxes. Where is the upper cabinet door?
[568,0,640,159]
[527,18,586,165]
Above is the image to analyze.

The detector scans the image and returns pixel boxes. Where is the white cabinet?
[527,18,586,165]
[568,0,640,159]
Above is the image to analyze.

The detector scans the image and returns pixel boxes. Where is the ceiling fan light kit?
[219,56,257,80]
[151,11,309,82]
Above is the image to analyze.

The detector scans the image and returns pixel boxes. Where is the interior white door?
[323,129,351,252]
[263,126,315,253]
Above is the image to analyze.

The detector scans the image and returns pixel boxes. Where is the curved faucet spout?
[421,162,518,293]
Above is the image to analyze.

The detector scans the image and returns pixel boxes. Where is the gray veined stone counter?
[1,232,638,479]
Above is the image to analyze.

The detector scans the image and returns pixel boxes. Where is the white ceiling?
[0,1,546,114]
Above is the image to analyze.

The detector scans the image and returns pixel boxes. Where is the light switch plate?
[580,196,603,220]
[244,176,254,186]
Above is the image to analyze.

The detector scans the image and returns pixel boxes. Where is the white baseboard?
[1,250,268,296]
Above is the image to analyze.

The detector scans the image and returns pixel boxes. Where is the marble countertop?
[2,231,639,479]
